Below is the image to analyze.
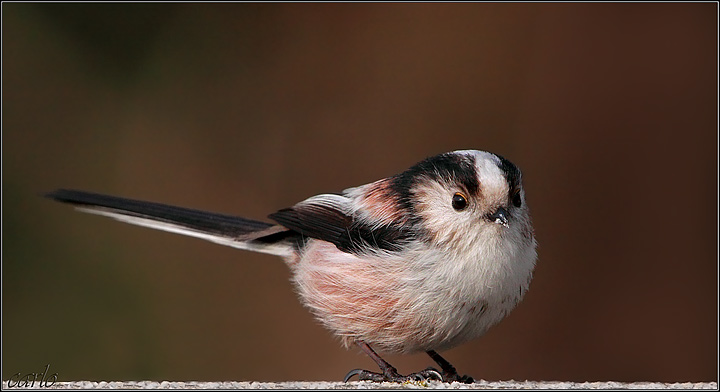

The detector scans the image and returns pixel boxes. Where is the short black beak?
[487,207,509,227]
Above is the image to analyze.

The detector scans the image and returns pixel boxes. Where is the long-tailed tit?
[47,150,537,383]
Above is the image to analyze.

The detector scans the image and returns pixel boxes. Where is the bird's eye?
[512,192,522,208]
[452,192,468,211]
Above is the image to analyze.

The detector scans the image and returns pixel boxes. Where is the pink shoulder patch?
[357,179,405,225]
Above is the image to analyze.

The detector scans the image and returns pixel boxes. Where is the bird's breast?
[289,233,535,354]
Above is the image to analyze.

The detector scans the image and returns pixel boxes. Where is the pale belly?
[287,240,534,354]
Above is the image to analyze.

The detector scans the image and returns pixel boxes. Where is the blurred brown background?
[2,3,716,384]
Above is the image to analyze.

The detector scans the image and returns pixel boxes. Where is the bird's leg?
[344,340,404,382]
[426,350,474,384]
[344,341,442,383]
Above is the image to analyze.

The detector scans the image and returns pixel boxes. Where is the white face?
[410,150,531,251]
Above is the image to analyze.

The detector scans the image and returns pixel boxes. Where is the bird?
[46,149,537,384]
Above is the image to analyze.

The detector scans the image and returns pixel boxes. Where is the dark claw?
[409,372,426,382]
[343,369,365,382]
[343,369,392,382]
[404,368,444,383]
[416,367,443,381]
[425,350,474,384]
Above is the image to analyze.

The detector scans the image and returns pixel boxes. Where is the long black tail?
[46,189,296,256]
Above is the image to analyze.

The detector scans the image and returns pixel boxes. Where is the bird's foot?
[440,370,474,384]
[344,341,474,384]
[410,367,445,382]
[420,367,473,384]
[343,367,443,383]
[425,349,474,384]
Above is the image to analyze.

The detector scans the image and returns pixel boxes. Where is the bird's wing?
[269,193,414,254]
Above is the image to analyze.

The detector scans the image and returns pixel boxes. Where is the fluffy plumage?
[46,150,537,383]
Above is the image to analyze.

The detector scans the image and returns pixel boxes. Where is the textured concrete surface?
[3,380,717,389]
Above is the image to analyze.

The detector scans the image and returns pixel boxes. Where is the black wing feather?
[269,203,351,248]
[269,201,414,254]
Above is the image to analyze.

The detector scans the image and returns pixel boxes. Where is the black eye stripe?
[389,152,479,215]
[494,154,522,192]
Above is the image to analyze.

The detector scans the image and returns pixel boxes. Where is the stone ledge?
[2,381,717,389]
